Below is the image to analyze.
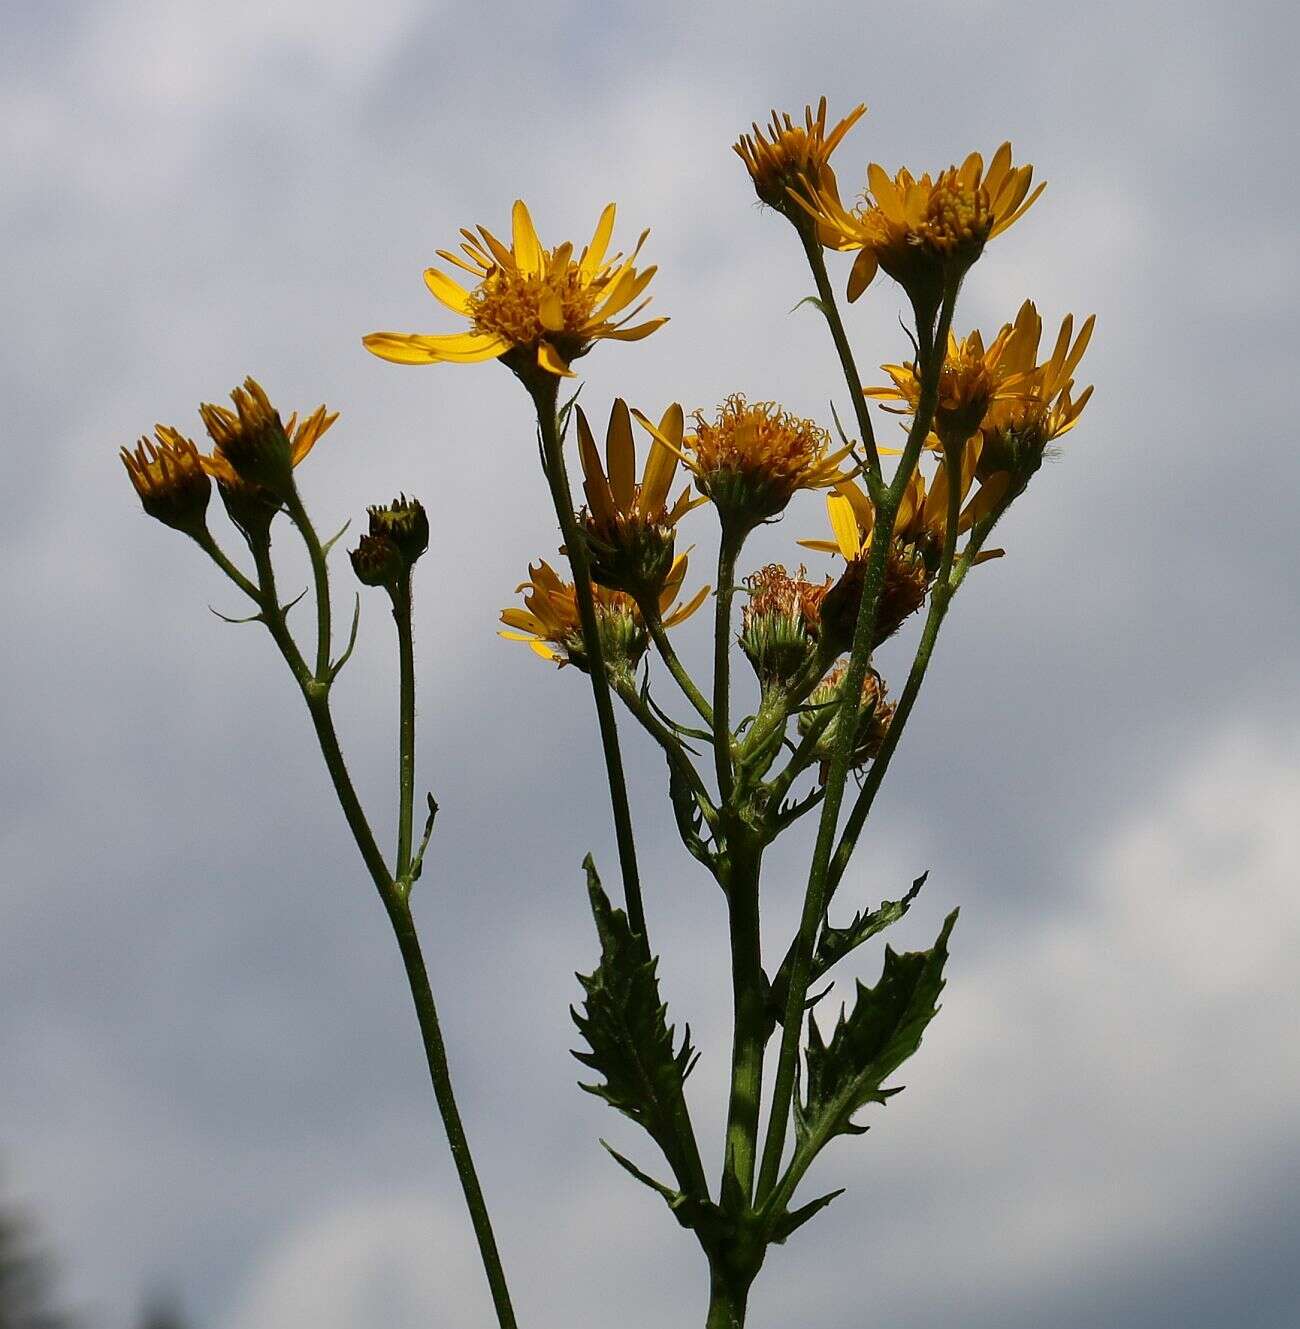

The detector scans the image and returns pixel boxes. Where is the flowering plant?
[122,96,1093,1328]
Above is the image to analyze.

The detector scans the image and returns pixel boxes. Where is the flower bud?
[367,494,429,567]
[350,532,404,588]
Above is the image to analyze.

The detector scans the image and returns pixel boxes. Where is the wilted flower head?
[740,563,832,687]
[577,400,701,596]
[638,394,851,534]
[733,97,866,222]
[364,201,666,384]
[795,143,1043,306]
[120,426,211,536]
[800,664,895,776]
[500,555,707,674]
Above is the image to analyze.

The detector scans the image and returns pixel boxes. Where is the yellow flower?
[865,299,1093,491]
[733,97,867,222]
[198,378,337,492]
[636,393,852,533]
[977,304,1095,482]
[499,555,707,672]
[866,314,1036,445]
[794,143,1044,303]
[363,201,666,381]
[120,426,211,534]
[800,461,1008,648]
[576,399,703,596]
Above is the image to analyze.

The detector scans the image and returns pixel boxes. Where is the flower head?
[740,563,832,687]
[120,426,211,535]
[197,380,337,536]
[500,555,707,674]
[638,393,851,534]
[800,665,895,777]
[801,462,1003,648]
[366,493,429,568]
[975,304,1095,487]
[350,532,405,588]
[734,97,866,223]
[577,399,702,596]
[364,201,666,383]
[795,143,1043,305]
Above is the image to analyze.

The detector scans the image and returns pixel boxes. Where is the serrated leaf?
[770,872,928,1026]
[816,872,928,973]
[572,857,698,1178]
[799,910,956,1147]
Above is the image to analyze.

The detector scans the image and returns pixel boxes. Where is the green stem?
[284,487,332,679]
[221,527,519,1329]
[798,224,881,484]
[530,379,647,946]
[385,895,521,1329]
[713,532,740,805]
[393,570,416,881]
[755,286,958,1204]
[824,495,999,904]
[720,838,766,1211]
[704,1263,752,1329]
[638,599,714,726]
[195,529,261,603]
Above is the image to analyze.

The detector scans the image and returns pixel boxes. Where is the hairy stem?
[798,223,881,484]
[385,896,521,1329]
[392,570,416,881]
[756,286,958,1203]
[530,378,647,945]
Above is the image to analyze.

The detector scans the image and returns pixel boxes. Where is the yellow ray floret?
[499,554,707,668]
[733,97,867,220]
[364,201,667,379]
[197,378,337,489]
[793,143,1044,300]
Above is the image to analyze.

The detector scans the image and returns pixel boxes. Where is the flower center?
[469,264,600,346]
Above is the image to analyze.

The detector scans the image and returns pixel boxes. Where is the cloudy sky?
[3,1,1298,1326]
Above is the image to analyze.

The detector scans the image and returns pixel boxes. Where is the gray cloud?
[3,1,1297,1327]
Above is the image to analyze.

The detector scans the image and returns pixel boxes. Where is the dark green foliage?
[769,872,929,1026]
[571,857,699,1185]
[795,911,956,1148]
[815,872,928,975]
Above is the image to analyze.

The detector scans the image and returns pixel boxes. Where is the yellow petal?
[512,199,543,275]
[602,317,668,342]
[362,331,509,365]
[637,404,682,518]
[847,248,877,302]
[606,399,636,511]
[581,203,617,278]
[797,539,842,554]
[576,407,614,523]
[423,267,474,315]
[827,493,861,559]
[663,583,710,628]
[536,340,576,377]
[539,288,566,332]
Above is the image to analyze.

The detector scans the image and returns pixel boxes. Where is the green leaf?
[816,872,928,974]
[798,910,956,1147]
[769,872,928,1026]
[769,1188,845,1244]
[572,857,699,1176]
